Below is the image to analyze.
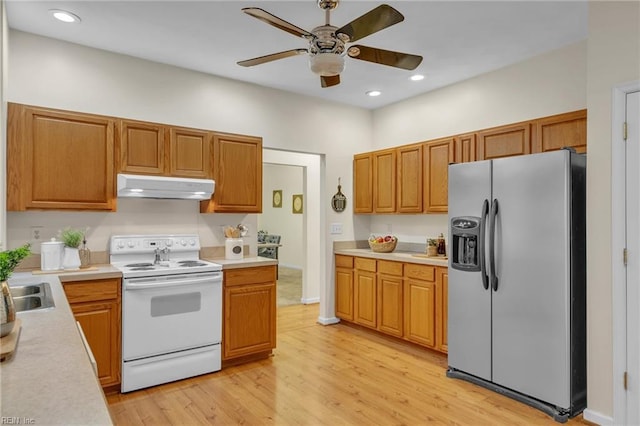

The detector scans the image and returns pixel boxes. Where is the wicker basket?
[369,239,398,253]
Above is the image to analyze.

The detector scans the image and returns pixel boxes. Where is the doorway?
[261,149,324,307]
[612,83,640,425]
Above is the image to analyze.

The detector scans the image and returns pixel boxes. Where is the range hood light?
[117,174,215,200]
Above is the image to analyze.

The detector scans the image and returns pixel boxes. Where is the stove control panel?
[110,234,201,254]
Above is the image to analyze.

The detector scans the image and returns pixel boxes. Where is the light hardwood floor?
[107,304,593,425]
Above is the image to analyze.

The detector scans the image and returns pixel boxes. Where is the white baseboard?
[317,316,340,325]
[583,408,614,425]
[301,297,319,305]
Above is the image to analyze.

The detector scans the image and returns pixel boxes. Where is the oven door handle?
[124,276,221,291]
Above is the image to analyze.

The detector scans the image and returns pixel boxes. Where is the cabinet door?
[201,132,263,213]
[533,110,587,154]
[396,144,423,213]
[71,300,121,388]
[354,269,377,328]
[223,281,276,359]
[8,104,115,211]
[454,132,477,163]
[477,122,531,160]
[404,278,436,347]
[335,268,354,321]
[424,138,454,213]
[169,127,211,178]
[118,119,166,175]
[63,278,121,389]
[436,267,448,353]
[353,153,373,213]
[373,149,396,213]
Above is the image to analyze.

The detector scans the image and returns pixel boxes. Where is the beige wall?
[0,0,8,250]
[586,1,640,419]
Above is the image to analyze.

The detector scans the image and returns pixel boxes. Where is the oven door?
[122,271,222,361]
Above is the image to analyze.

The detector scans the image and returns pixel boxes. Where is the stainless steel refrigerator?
[446,149,586,423]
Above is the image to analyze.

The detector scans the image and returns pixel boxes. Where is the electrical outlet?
[30,226,44,252]
[330,223,343,235]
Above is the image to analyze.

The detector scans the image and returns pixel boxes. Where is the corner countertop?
[334,248,449,267]
[1,273,113,425]
[205,256,278,270]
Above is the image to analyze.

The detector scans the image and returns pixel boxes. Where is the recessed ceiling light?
[366,90,381,97]
[49,9,81,23]
[410,74,425,81]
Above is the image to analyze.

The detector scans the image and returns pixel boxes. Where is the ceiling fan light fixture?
[309,53,345,77]
[49,9,81,23]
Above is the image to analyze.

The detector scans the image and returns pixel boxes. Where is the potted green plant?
[427,238,438,257]
[60,227,85,269]
[1,244,31,337]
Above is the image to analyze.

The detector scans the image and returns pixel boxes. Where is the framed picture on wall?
[292,194,303,214]
[272,190,283,208]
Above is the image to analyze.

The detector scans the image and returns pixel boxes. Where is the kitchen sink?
[10,282,55,312]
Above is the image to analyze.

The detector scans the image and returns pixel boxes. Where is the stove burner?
[125,263,154,268]
[131,267,155,271]
[179,260,206,267]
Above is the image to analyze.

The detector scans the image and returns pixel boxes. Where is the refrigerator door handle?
[489,198,499,291]
[480,199,490,290]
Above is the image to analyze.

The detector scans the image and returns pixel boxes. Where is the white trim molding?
[584,408,614,426]
[611,80,640,426]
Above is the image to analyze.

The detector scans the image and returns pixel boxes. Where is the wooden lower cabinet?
[336,256,447,354]
[335,255,354,321]
[404,264,436,347]
[62,278,121,391]
[223,266,277,361]
[354,258,377,328]
[377,260,403,337]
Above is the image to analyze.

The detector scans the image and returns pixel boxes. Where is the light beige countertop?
[334,248,449,267]
[1,272,114,425]
[206,256,278,270]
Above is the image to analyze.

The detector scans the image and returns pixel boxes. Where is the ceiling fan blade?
[242,8,313,39]
[348,45,423,70]
[238,49,308,67]
[321,75,341,88]
[336,4,404,43]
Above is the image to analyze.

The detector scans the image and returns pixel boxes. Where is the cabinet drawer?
[225,266,277,287]
[354,257,377,272]
[378,260,403,276]
[405,264,435,282]
[335,255,354,269]
[63,278,120,304]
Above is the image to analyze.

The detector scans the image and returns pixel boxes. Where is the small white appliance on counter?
[110,234,223,393]
[225,238,243,260]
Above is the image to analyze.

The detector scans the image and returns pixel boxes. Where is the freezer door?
[491,150,571,408]
[448,160,492,380]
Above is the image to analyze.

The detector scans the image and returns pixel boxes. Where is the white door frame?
[612,80,640,426]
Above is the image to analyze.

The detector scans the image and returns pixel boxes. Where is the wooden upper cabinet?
[454,133,477,163]
[7,103,116,211]
[169,127,211,178]
[117,119,166,175]
[353,153,373,213]
[396,144,423,213]
[424,138,454,213]
[201,132,262,213]
[373,149,396,213]
[477,122,531,160]
[533,109,587,154]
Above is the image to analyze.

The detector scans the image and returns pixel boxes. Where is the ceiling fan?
[237,0,423,88]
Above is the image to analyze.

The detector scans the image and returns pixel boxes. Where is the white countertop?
[334,248,449,267]
[205,256,278,270]
[1,271,114,425]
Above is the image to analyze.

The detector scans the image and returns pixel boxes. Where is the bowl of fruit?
[368,234,398,253]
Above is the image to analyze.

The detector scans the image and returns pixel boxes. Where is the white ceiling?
[5,1,588,109]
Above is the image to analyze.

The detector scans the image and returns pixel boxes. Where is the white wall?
[584,1,640,422]
[259,163,304,269]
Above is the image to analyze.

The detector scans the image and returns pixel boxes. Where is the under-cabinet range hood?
[117,174,214,200]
